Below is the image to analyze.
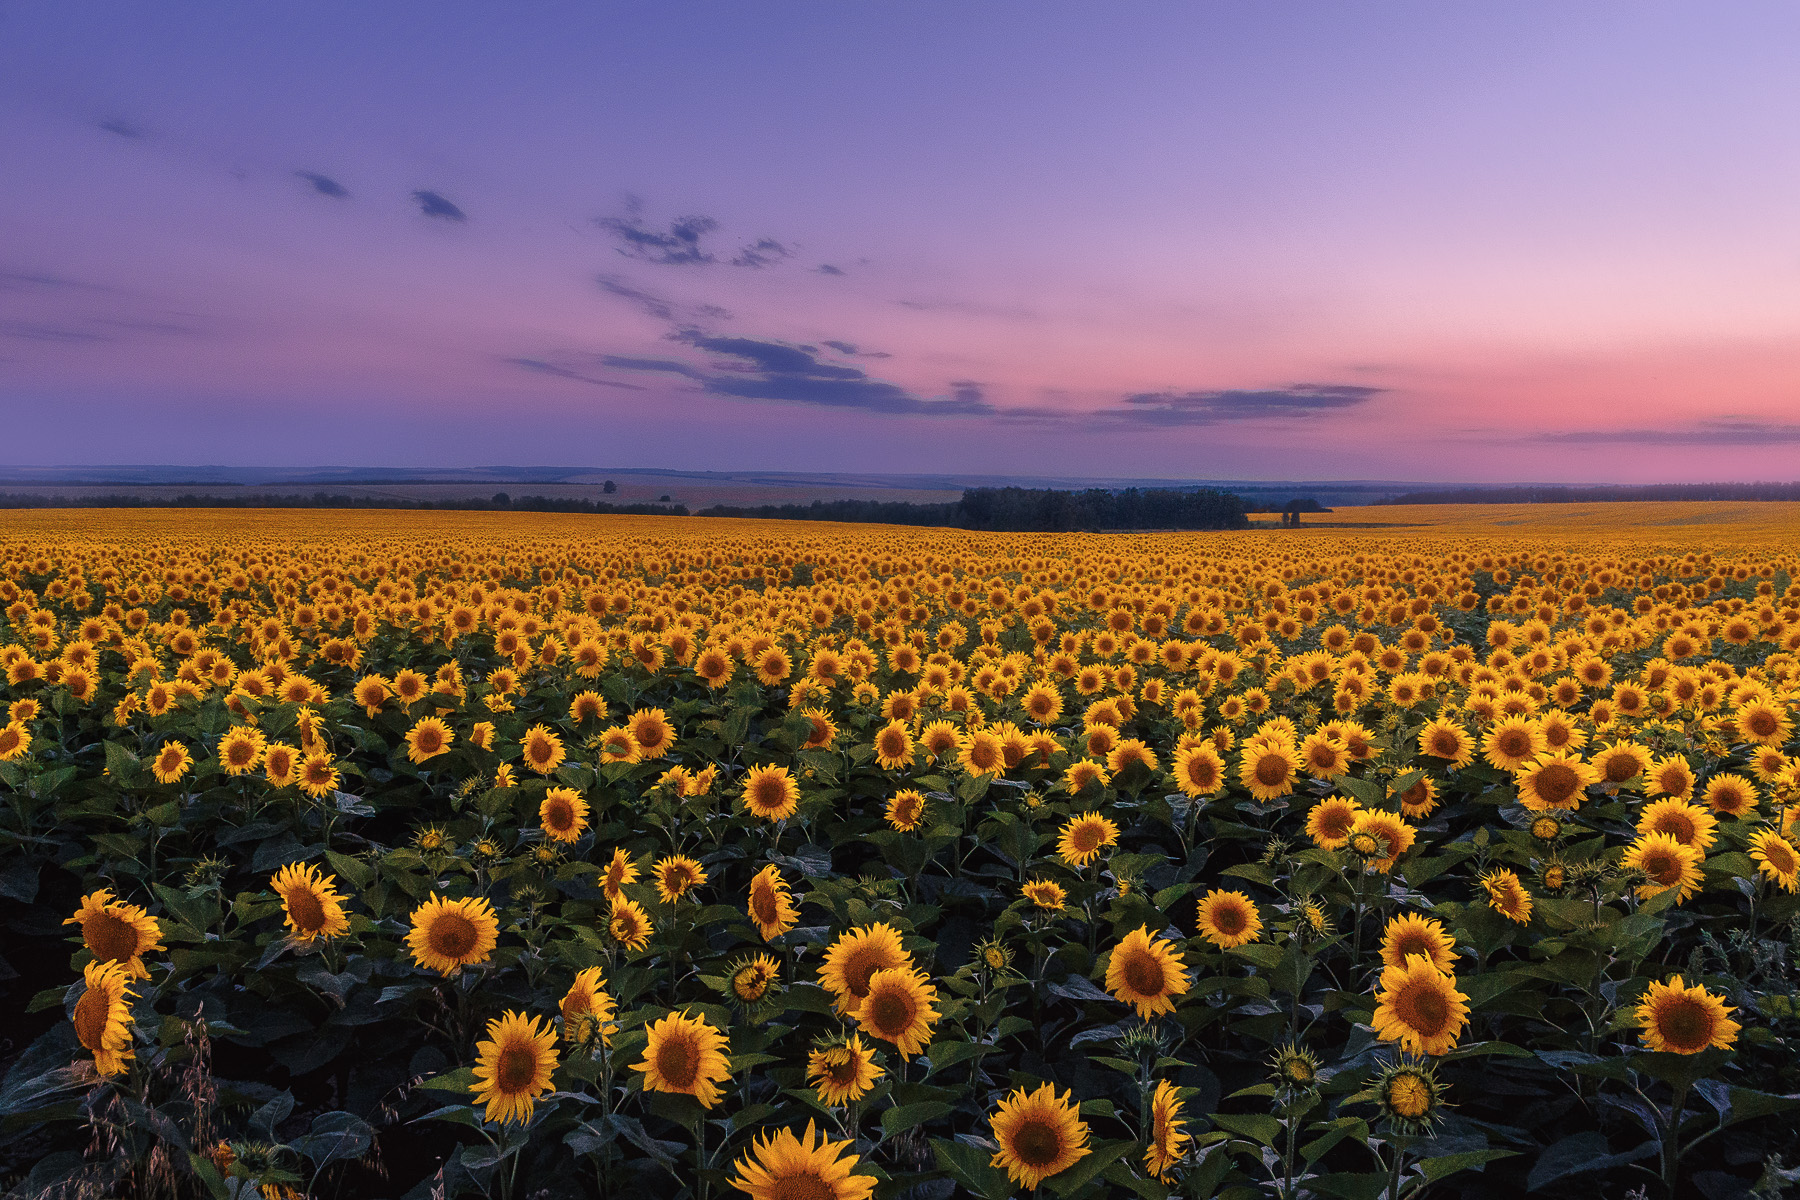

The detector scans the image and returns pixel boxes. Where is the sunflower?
[151,741,193,785]
[1392,774,1439,819]
[406,895,500,974]
[1417,718,1474,768]
[1702,772,1758,817]
[730,1119,876,1200]
[1372,956,1470,1056]
[1106,738,1159,777]
[1592,741,1650,787]
[1239,741,1301,801]
[539,787,590,843]
[742,764,801,822]
[470,1011,558,1126]
[636,1010,732,1107]
[807,1034,882,1106]
[1736,698,1793,747]
[72,959,135,1077]
[600,848,639,902]
[567,690,608,725]
[873,720,914,770]
[1305,797,1361,850]
[1479,716,1543,772]
[1514,751,1598,812]
[1057,811,1120,868]
[1195,889,1263,949]
[1749,830,1800,892]
[1623,832,1705,903]
[1375,1060,1444,1131]
[1022,683,1064,724]
[1105,926,1190,1016]
[853,966,940,1058]
[958,730,1005,776]
[1637,799,1718,850]
[0,721,30,762]
[597,725,641,764]
[989,1082,1091,1190]
[560,966,617,1046]
[1347,810,1416,873]
[217,727,267,776]
[299,752,340,798]
[1023,879,1067,911]
[1479,867,1534,923]
[520,725,566,775]
[1636,975,1740,1054]
[1299,731,1351,779]
[270,863,350,941]
[919,720,962,761]
[1645,754,1696,800]
[263,742,301,787]
[609,898,653,952]
[1062,759,1110,796]
[1145,1079,1189,1183]
[744,863,799,941]
[653,854,707,903]
[1379,912,1456,973]
[1171,744,1225,797]
[818,923,913,1016]
[403,717,454,765]
[885,789,927,832]
[65,889,164,979]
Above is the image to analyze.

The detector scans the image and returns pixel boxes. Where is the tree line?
[1381,481,1800,505]
[697,486,1251,531]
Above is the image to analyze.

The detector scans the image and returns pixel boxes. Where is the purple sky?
[3,2,1799,481]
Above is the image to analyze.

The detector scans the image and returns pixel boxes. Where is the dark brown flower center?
[1013,1119,1063,1167]
[655,1032,698,1088]
[1255,755,1289,787]
[1120,950,1165,996]
[1535,764,1580,805]
[1658,996,1712,1050]
[286,886,327,933]
[428,912,478,960]
[867,988,914,1035]
[73,985,112,1051]
[497,1046,538,1092]
[84,911,141,963]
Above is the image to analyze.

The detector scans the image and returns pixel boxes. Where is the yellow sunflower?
[873,720,914,770]
[263,742,301,788]
[1062,759,1111,796]
[627,707,675,759]
[1417,718,1474,768]
[1372,956,1470,1056]
[405,895,500,975]
[748,864,799,941]
[1592,741,1650,787]
[1514,751,1598,812]
[1636,975,1740,1054]
[404,716,454,765]
[1105,926,1190,1016]
[470,1011,558,1125]
[818,923,913,1016]
[151,741,193,785]
[807,1034,883,1106]
[1057,811,1120,868]
[1379,912,1456,973]
[600,847,639,902]
[989,1082,1091,1190]
[1239,741,1301,801]
[1749,830,1799,892]
[1194,889,1263,949]
[1347,810,1417,873]
[1636,799,1718,850]
[609,897,653,952]
[298,752,340,799]
[217,727,267,776]
[1622,832,1704,904]
[539,787,590,843]
[729,1120,876,1200]
[1702,772,1758,818]
[636,1010,732,1107]
[65,888,164,979]
[1305,796,1361,850]
[72,959,135,1077]
[1023,879,1067,911]
[1481,716,1545,772]
[652,854,707,903]
[520,725,567,775]
[742,764,801,822]
[854,966,941,1058]
[0,721,31,762]
[1479,867,1534,923]
[560,966,617,1046]
[1145,1080,1189,1183]
[1171,744,1225,797]
[270,863,350,942]
[885,789,927,832]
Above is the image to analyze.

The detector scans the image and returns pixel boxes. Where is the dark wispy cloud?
[504,357,650,390]
[822,340,891,359]
[98,117,145,140]
[0,271,112,293]
[815,263,845,276]
[595,197,799,269]
[0,320,114,343]
[411,190,467,221]
[597,354,705,379]
[1107,383,1384,426]
[664,331,992,415]
[596,274,732,325]
[297,171,350,199]
[1531,419,1800,445]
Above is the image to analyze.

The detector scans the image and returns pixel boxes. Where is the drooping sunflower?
[728,953,782,1007]
[1239,741,1301,802]
[0,720,30,762]
[520,725,567,775]
[818,923,913,1016]
[470,1011,558,1126]
[652,854,707,903]
[989,1082,1091,1190]
[1023,878,1067,911]
[1514,751,1598,812]
[1305,797,1361,850]
[600,848,638,902]
[65,889,164,979]
[1622,832,1704,904]
[151,741,193,785]
[1171,744,1225,797]
[560,966,617,1047]
[609,897,653,952]
[1347,810,1417,873]
[1637,799,1718,850]
[744,863,799,941]
[1372,956,1470,1056]
[1479,867,1534,923]
[872,720,914,770]
[807,1034,883,1106]
[406,895,500,975]
[742,764,801,822]
[1417,718,1474,768]
[217,727,267,776]
[1105,926,1190,1016]
[269,863,350,942]
[1749,830,1800,891]
[1636,975,1740,1054]
[1145,1080,1189,1183]
[729,1119,876,1200]
[1701,772,1758,818]
[1194,889,1263,949]
[72,959,135,1077]
[854,966,940,1058]
[263,742,301,788]
[1057,811,1120,868]
[885,789,927,832]
[1379,912,1456,973]
[636,1010,731,1107]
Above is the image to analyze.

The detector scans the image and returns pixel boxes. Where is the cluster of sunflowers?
[1,508,1798,1199]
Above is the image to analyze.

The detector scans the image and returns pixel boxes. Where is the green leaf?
[882,1101,953,1136]
[1226,943,1285,972]
[932,1138,1014,1200]
[1418,1149,1515,1182]
[1045,1139,1133,1196]
[418,1067,477,1094]
[1211,1112,1282,1147]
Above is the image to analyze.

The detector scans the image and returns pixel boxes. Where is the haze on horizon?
[2,1,1798,484]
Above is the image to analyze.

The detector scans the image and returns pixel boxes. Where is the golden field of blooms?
[1,505,1798,1200]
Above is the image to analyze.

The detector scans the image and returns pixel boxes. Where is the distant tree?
[492,492,510,506]
[602,480,617,494]
[659,494,671,502]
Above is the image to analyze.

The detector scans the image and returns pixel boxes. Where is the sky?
[2,2,1798,483]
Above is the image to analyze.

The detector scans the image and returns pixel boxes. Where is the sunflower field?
[2,506,1799,1200]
